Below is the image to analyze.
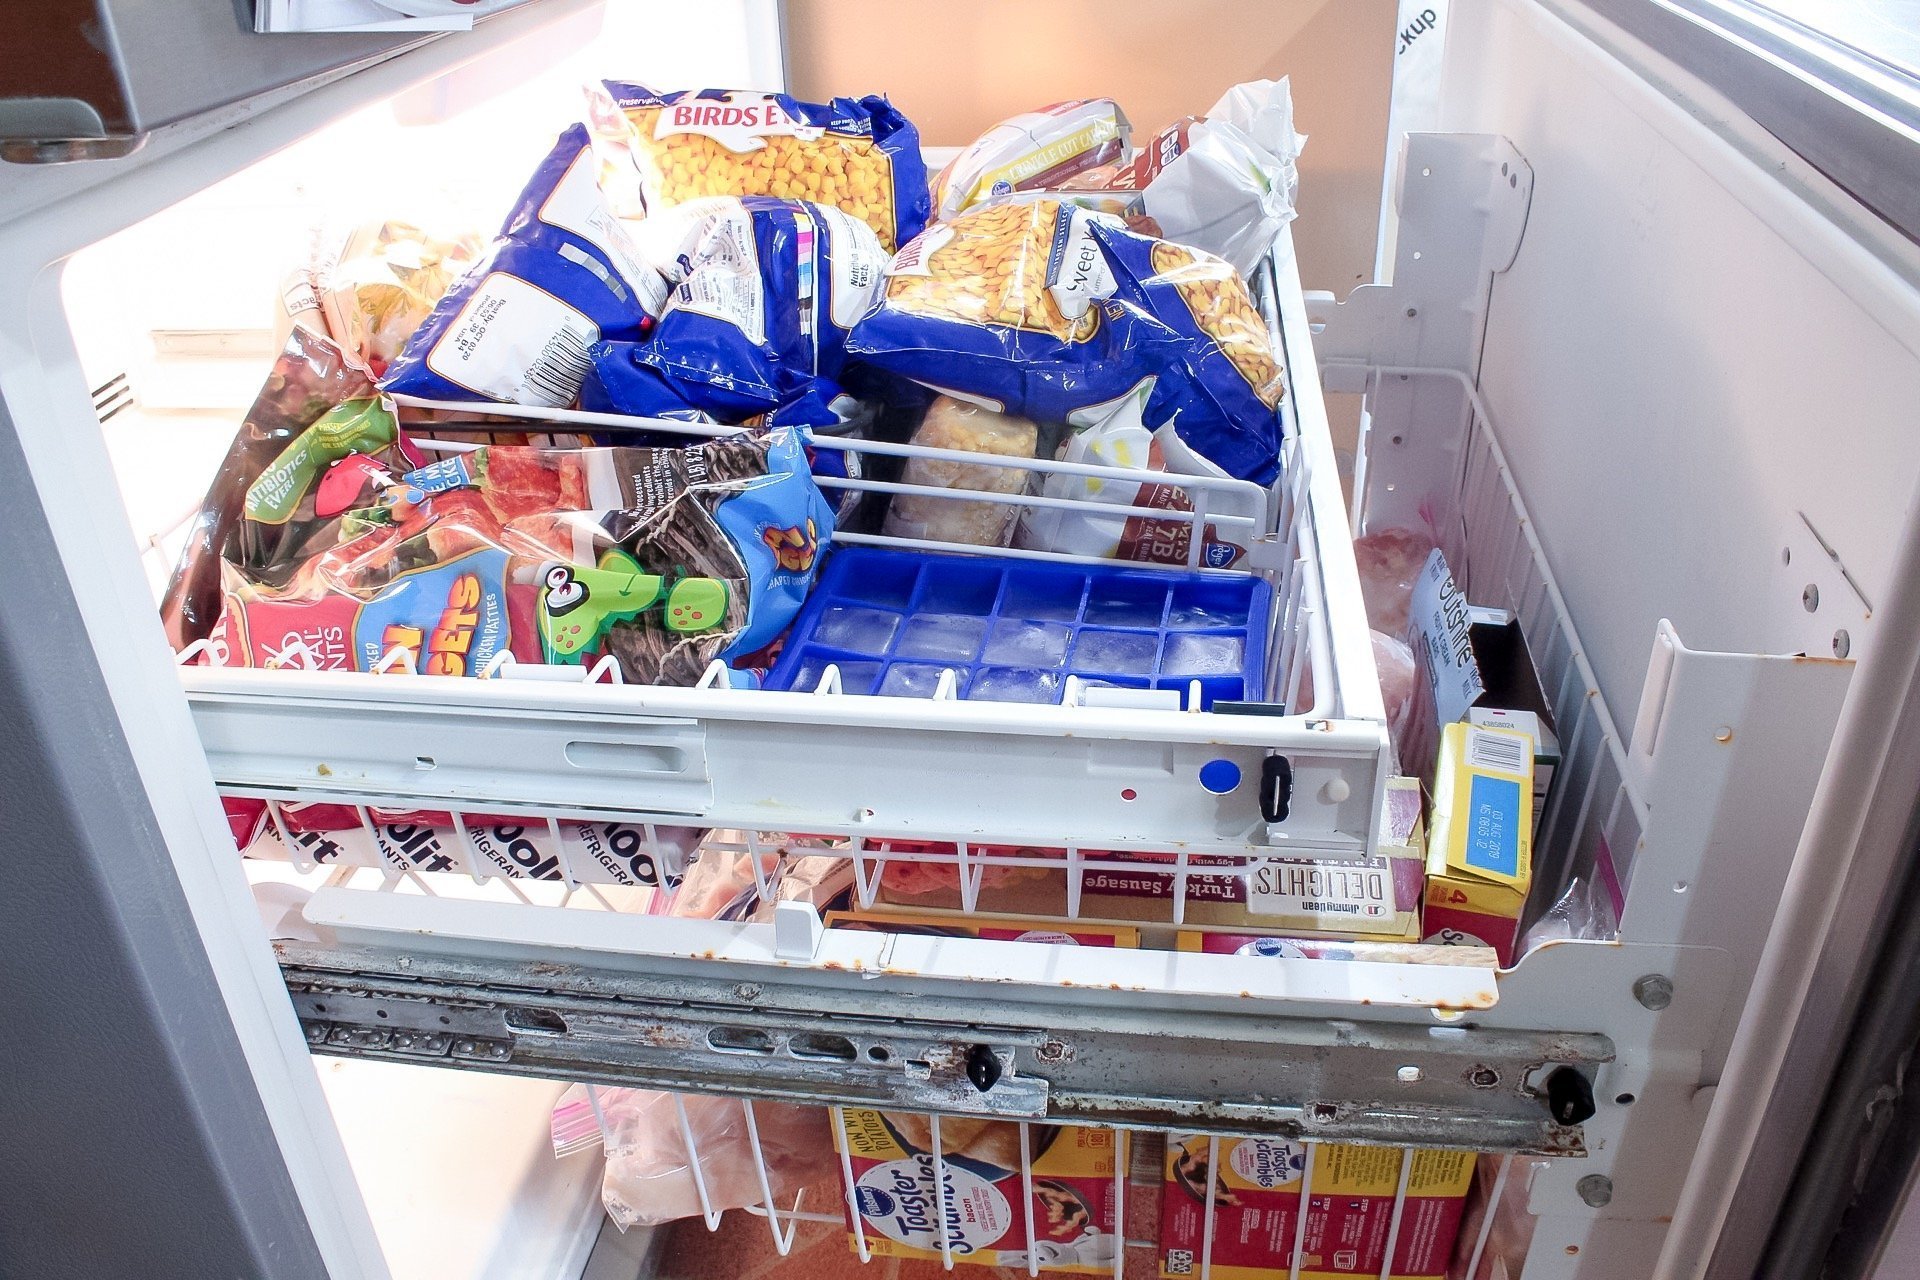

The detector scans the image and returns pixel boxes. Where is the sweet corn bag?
[587,82,930,252]
[383,125,666,409]
[587,195,889,427]
[846,199,1285,484]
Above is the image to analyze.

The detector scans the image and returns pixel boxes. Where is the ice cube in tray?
[970,668,1062,704]
[1072,630,1160,675]
[1163,632,1246,676]
[878,663,954,698]
[982,620,1071,667]
[895,614,988,662]
[813,605,900,654]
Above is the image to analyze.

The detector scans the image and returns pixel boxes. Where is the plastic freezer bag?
[847,199,1285,484]
[586,81,931,252]
[589,195,888,426]
[382,124,665,409]
[931,98,1131,221]
[211,433,834,688]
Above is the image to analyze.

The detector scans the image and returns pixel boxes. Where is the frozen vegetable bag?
[585,82,931,252]
[846,199,1285,484]
[586,195,889,426]
[383,124,666,408]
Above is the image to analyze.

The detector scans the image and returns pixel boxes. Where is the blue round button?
[1199,758,1242,795]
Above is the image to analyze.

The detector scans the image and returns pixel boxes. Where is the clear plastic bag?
[596,1091,828,1230]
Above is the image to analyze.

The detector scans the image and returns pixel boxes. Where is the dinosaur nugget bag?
[210,433,834,688]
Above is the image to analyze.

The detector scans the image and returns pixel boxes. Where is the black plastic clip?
[1259,756,1294,823]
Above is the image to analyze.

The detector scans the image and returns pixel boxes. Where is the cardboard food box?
[824,909,1141,948]
[836,1109,1125,1272]
[1158,1136,1475,1280]
[1423,722,1534,964]
[871,778,1427,944]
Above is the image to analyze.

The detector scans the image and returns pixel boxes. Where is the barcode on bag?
[522,324,591,407]
[1467,726,1527,775]
[1166,1249,1195,1275]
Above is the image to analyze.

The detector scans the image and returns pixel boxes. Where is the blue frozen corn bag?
[585,82,931,252]
[845,199,1286,485]
[843,199,1182,428]
[1090,227,1286,486]
[382,124,666,408]
[589,196,888,428]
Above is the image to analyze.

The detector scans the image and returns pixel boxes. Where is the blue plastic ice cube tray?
[765,547,1271,709]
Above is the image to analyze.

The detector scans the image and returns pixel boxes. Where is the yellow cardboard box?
[1423,722,1534,965]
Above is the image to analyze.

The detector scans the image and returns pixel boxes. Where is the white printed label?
[424,272,597,407]
[663,207,765,344]
[1466,725,1529,776]
[855,1157,1010,1255]
[1226,1138,1307,1188]
[1045,208,1116,320]
[538,149,667,315]
[1245,860,1393,922]
[652,92,825,152]
[1407,547,1483,725]
[812,202,888,329]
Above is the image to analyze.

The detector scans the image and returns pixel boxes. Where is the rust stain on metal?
[316,764,333,776]
[1791,653,1851,666]
[1655,1216,1672,1225]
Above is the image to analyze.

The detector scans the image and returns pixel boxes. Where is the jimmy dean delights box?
[1174,931,1497,967]
[836,1111,1124,1272]
[823,909,1141,947]
[872,777,1425,941]
[1424,721,1535,965]
[1159,1136,1475,1280]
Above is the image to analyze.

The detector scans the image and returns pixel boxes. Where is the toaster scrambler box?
[1158,1136,1475,1279]
[836,1109,1124,1272]
[1424,722,1535,965]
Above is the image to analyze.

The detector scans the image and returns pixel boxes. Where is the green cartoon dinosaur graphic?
[536,560,730,663]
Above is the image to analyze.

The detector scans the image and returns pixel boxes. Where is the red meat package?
[837,1110,1124,1272]
[1159,1137,1474,1280]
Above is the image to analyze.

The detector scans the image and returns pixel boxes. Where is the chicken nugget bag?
[847,199,1284,484]
[586,81,930,252]
[383,124,665,409]
[210,433,834,688]
[588,195,889,426]
[931,98,1131,221]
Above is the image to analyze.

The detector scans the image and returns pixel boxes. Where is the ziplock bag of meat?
[210,432,835,688]
[160,326,423,650]
[382,124,666,409]
[587,195,889,427]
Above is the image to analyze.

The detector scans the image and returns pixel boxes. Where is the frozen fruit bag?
[1090,228,1285,485]
[845,199,1185,426]
[160,326,423,649]
[589,195,889,426]
[931,99,1132,221]
[585,81,931,252]
[382,124,666,409]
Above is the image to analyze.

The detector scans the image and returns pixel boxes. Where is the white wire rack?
[272,858,1523,1278]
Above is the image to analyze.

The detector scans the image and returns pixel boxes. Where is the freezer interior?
[19,0,1920,1276]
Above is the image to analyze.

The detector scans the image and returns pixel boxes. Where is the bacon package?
[382,124,666,409]
[208,431,834,688]
[584,195,889,427]
[585,81,930,252]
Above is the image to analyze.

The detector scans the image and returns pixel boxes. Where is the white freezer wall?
[1435,0,1920,719]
